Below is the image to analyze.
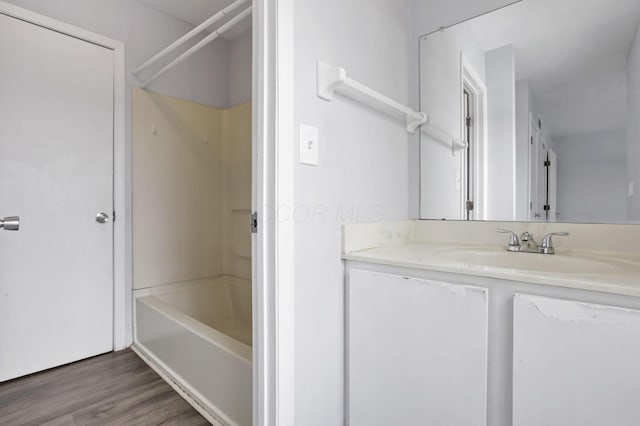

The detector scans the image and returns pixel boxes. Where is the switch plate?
[629,181,635,197]
[299,124,319,166]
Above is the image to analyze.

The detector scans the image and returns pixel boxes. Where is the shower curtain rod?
[133,1,252,88]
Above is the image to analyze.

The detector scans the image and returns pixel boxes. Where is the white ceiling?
[467,0,640,137]
[137,0,252,40]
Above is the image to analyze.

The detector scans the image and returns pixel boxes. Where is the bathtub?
[133,275,252,426]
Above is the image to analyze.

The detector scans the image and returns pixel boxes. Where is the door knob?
[0,216,20,231]
[95,212,109,224]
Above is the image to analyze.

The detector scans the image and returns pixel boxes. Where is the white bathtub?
[134,275,252,426]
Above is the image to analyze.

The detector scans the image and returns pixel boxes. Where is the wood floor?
[0,349,209,425]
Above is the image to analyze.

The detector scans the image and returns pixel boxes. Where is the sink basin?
[432,247,619,274]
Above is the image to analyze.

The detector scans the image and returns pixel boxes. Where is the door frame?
[0,2,128,350]
[547,148,558,222]
[528,113,540,221]
[253,0,295,424]
[460,54,488,220]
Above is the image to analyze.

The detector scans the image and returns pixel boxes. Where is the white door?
[0,13,114,381]
[348,269,488,426]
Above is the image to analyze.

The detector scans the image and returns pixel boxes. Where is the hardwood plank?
[0,350,208,425]
[41,415,76,426]
[2,352,154,424]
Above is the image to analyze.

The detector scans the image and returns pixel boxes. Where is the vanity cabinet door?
[347,269,488,426]
[513,293,640,426]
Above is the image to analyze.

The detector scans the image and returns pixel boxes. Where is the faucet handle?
[496,228,521,251]
[540,232,569,254]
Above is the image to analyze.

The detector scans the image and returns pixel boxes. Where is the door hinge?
[544,205,550,211]
[530,201,533,210]
[544,160,551,167]
[465,116,472,127]
[113,210,116,222]
[251,212,258,234]
[466,200,474,211]
[531,137,533,145]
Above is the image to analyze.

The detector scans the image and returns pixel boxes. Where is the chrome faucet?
[519,232,538,252]
[496,228,569,255]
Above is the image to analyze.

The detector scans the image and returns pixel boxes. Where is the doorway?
[528,116,557,222]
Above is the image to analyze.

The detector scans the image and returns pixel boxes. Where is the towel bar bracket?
[407,112,428,134]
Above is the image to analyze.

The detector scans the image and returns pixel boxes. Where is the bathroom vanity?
[343,221,640,426]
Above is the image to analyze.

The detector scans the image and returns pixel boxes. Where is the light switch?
[629,181,635,197]
[299,124,319,166]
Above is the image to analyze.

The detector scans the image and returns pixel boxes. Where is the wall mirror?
[419,0,640,224]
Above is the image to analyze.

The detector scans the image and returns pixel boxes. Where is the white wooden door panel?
[348,269,488,426]
[513,293,640,426]
[0,13,114,381]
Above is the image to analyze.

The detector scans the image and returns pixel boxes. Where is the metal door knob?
[0,216,19,231]
[95,212,109,224]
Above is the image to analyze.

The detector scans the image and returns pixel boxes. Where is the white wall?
[419,23,485,219]
[290,0,523,424]
[555,129,628,223]
[515,80,531,220]
[229,29,253,107]
[293,0,412,424]
[131,89,224,289]
[485,45,516,220]
[627,22,640,221]
[132,91,252,289]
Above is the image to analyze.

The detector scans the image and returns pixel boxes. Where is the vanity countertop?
[342,221,640,297]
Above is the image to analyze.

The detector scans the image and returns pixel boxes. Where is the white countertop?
[343,242,640,297]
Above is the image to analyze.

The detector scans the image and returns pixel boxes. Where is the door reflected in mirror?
[419,0,640,224]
